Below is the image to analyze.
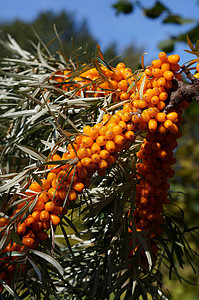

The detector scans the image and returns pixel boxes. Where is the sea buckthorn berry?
[113,125,123,135]
[126,122,135,131]
[152,59,162,68]
[161,62,170,72]
[32,211,41,222]
[34,200,45,211]
[168,54,180,64]
[41,179,51,191]
[116,62,125,69]
[47,172,57,185]
[32,221,43,232]
[100,150,109,160]
[81,157,93,168]
[72,182,84,193]
[157,101,166,110]
[194,72,199,78]
[145,67,153,77]
[91,153,101,163]
[123,103,132,112]
[118,121,127,130]
[158,52,167,62]
[152,142,161,151]
[148,107,158,117]
[25,216,35,227]
[157,149,168,160]
[169,123,179,134]
[38,192,49,203]
[155,112,167,122]
[45,201,55,212]
[170,63,180,72]
[159,92,168,101]
[98,159,108,169]
[125,130,135,140]
[151,95,159,105]
[141,110,150,122]
[158,123,168,134]
[17,222,27,234]
[118,80,128,91]
[105,129,114,140]
[157,77,166,87]
[196,63,199,72]
[50,214,61,226]
[163,71,174,81]
[152,68,163,78]
[96,135,106,146]
[106,141,116,153]
[103,114,110,123]
[36,230,48,241]
[77,147,87,159]
[29,181,42,193]
[148,119,157,132]
[91,143,101,154]
[166,112,178,122]
[131,114,140,123]
[120,92,130,101]
[88,127,99,139]
[164,119,173,129]
[113,69,123,81]
[22,237,35,248]
[122,112,131,122]
[114,135,125,145]
[82,136,93,148]
[40,210,50,222]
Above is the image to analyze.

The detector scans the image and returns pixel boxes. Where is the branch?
[163,66,199,113]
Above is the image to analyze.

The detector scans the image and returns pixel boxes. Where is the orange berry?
[81,157,93,168]
[157,77,166,87]
[151,95,159,105]
[118,80,128,91]
[49,214,60,226]
[91,143,101,154]
[105,141,116,153]
[17,222,27,234]
[22,237,35,248]
[36,230,48,241]
[152,68,163,78]
[40,210,50,222]
[77,147,87,159]
[91,153,101,163]
[46,172,57,186]
[112,125,123,135]
[116,62,125,69]
[96,135,106,146]
[155,112,167,122]
[29,181,42,193]
[131,114,140,123]
[158,52,167,62]
[148,119,157,132]
[38,191,49,203]
[72,182,84,193]
[34,200,45,211]
[32,221,43,232]
[42,220,50,229]
[166,112,178,122]
[45,201,55,212]
[163,71,174,81]
[98,159,108,169]
[168,54,180,65]
[114,134,125,145]
[125,130,135,140]
[164,119,173,129]
[25,216,35,227]
[161,62,170,72]
[157,101,166,110]
[118,120,127,130]
[82,136,93,148]
[159,92,168,101]
[68,190,77,201]
[41,179,51,191]
[100,150,109,160]
[158,123,168,134]
[32,210,41,222]
[152,59,162,68]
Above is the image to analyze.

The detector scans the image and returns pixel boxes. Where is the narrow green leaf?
[17,145,46,162]
[30,249,64,276]
[28,258,42,281]
[10,230,23,246]
[0,169,29,192]
[187,34,195,51]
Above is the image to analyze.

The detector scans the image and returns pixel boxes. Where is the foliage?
[0,33,199,300]
[112,0,198,53]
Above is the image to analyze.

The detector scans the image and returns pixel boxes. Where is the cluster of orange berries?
[0,51,192,290]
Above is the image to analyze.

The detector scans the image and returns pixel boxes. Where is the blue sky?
[0,0,198,65]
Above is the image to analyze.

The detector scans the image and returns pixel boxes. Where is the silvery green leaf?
[17,145,46,162]
[28,258,42,281]
[30,249,64,276]
[0,169,29,192]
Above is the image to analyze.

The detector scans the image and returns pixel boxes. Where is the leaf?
[30,249,64,276]
[112,0,134,15]
[163,15,194,25]
[0,280,21,300]
[139,74,146,100]
[141,53,148,69]
[187,34,196,51]
[28,258,42,281]
[17,145,46,162]
[0,169,29,192]
[10,230,23,246]
[137,233,152,271]
[144,1,168,19]
[158,39,175,53]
